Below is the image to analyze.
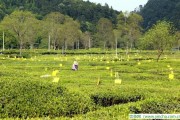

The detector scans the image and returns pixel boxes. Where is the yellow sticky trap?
[169,67,173,70]
[106,67,110,70]
[167,65,170,68]
[115,79,122,84]
[110,69,113,77]
[97,77,101,85]
[59,64,63,67]
[52,70,59,77]
[169,74,174,80]
[53,77,59,83]
[110,73,113,77]
[138,62,141,65]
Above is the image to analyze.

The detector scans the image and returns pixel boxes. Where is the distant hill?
[0,0,120,32]
[139,0,180,30]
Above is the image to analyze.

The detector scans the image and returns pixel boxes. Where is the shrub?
[129,98,180,114]
[0,79,94,118]
[91,91,144,107]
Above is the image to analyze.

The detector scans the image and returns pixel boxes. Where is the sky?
[83,0,148,12]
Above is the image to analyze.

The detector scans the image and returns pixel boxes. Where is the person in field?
[72,60,78,71]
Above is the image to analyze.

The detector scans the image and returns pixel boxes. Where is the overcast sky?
[83,0,148,12]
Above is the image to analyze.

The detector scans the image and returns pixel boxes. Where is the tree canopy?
[0,0,119,32]
[140,21,176,61]
[139,0,180,30]
[0,0,179,54]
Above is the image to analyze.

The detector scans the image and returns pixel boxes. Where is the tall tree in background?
[62,18,81,51]
[25,16,41,49]
[117,12,130,53]
[96,18,114,50]
[175,31,180,51]
[116,12,143,53]
[140,0,180,30]
[140,21,176,62]
[43,12,65,51]
[0,30,17,49]
[81,31,92,49]
[113,29,121,57]
[1,10,37,55]
[42,13,81,53]
[127,13,143,50]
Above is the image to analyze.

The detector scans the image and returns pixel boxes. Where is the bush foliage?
[0,79,94,118]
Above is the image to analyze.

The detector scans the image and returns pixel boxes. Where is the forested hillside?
[0,0,179,52]
[140,0,180,30]
[0,0,119,32]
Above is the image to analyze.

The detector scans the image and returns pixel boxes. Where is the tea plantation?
[0,50,179,119]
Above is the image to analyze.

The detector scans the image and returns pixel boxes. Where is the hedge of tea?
[91,90,145,107]
[130,98,180,114]
[0,79,95,118]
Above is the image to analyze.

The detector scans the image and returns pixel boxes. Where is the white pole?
[116,37,117,57]
[48,34,50,51]
[89,37,91,49]
[3,31,5,51]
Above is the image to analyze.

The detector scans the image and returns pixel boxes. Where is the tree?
[96,18,114,50]
[140,21,176,62]
[1,10,38,55]
[127,13,143,49]
[175,31,180,51]
[43,12,65,51]
[113,29,122,57]
[25,17,41,49]
[140,0,180,30]
[81,31,92,49]
[61,18,81,51]
[116,12,143,53]
[0,30,17,49]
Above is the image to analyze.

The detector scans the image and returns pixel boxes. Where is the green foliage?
[1,10,39,55]
[96,18,115,48]
[0,49,179,119]
[116,12,143,49]
[140,21,176,61]
[140,0,180,30]
[0,79,94,118]
[0,0,119,32]
[91,91,144,107]
[130,99,180,114]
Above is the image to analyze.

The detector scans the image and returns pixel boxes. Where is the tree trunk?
[3,31,5,51]
[126,42,129,55]
[30,44,34,49]
[62,46,64,54]
[88,37,91,49]
[157,49,163,62]
[48,34,51,51]
[104,42,106,52]
[20,39,23,56]
[77,40,79,49]
[115,37,118,57]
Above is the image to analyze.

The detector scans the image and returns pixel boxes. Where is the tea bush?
[0,49,179,119]
[0,79,95,118]
[91,91,145,107]
[129,98,180,114]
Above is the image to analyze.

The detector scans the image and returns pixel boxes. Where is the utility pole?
[115,37,117,57]
[48,34,50,51]
[2,31,5,51]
